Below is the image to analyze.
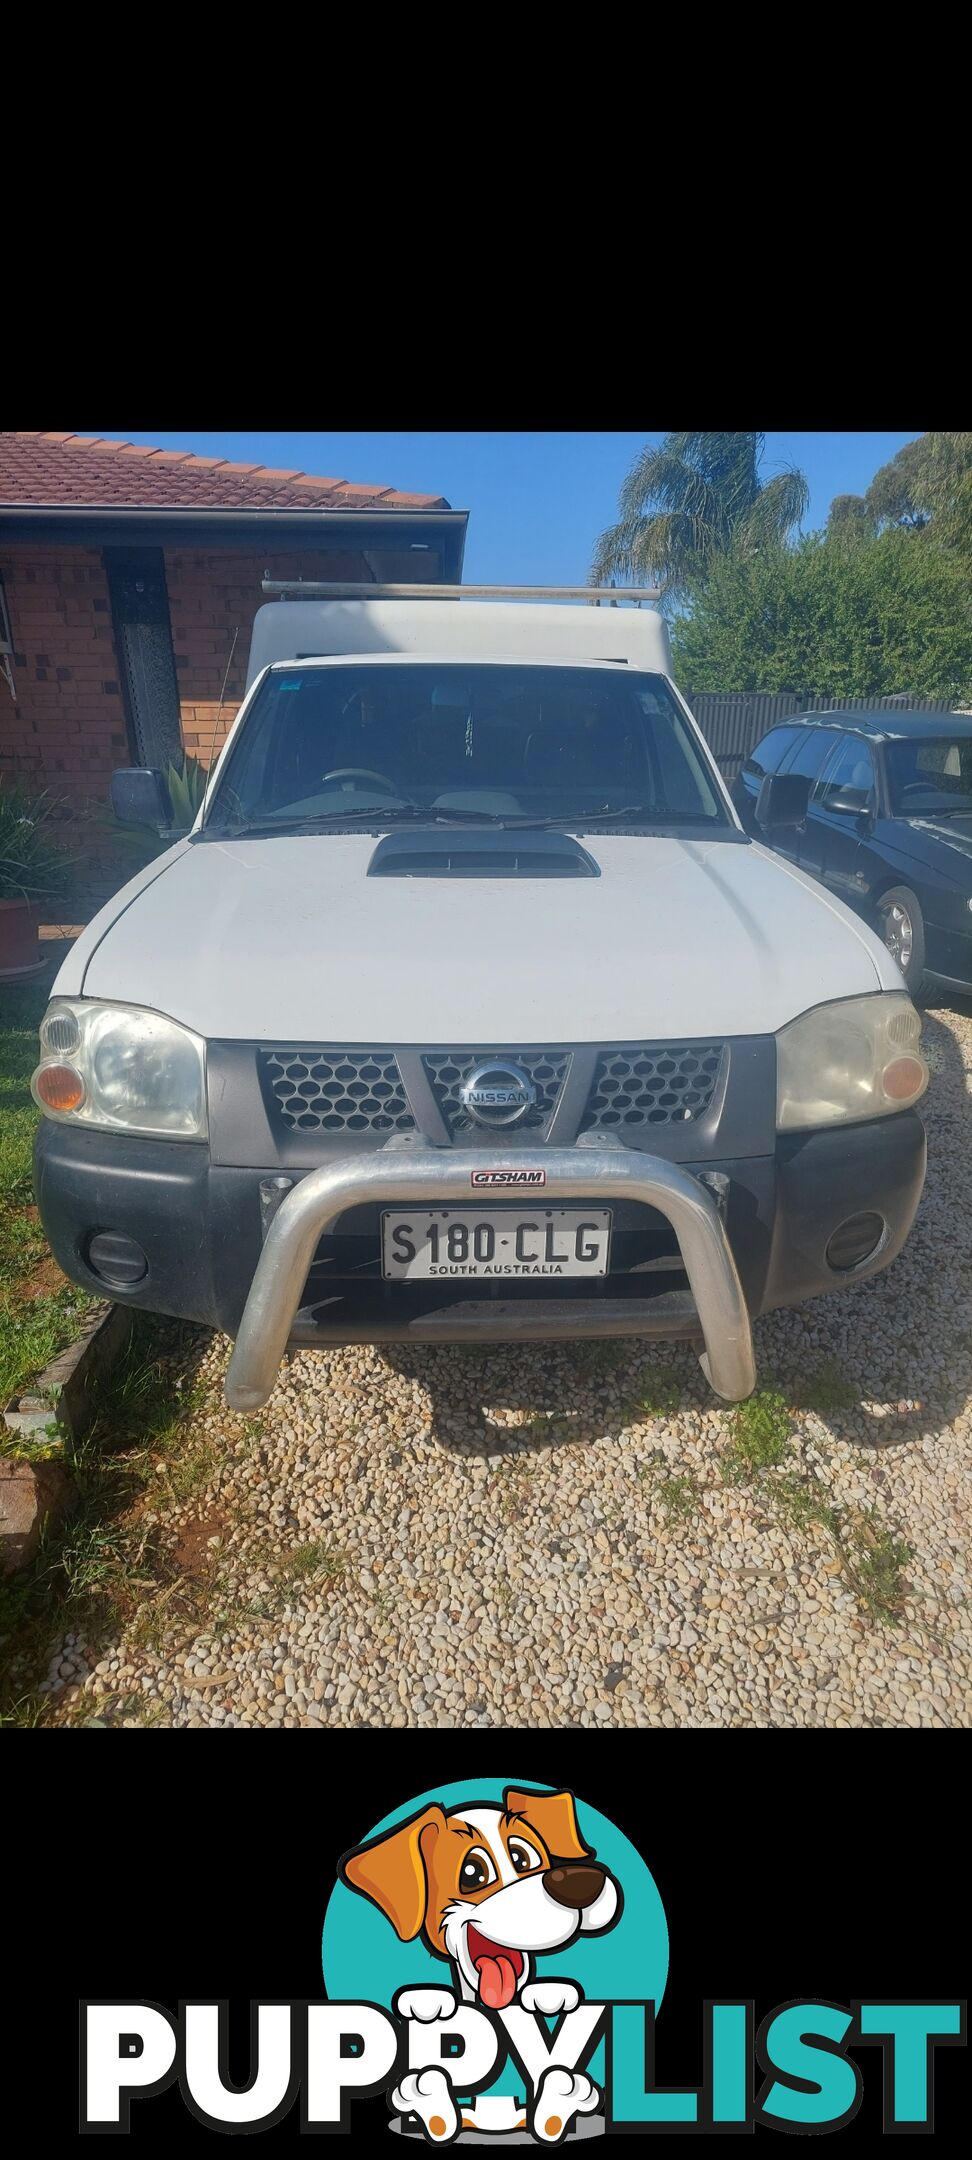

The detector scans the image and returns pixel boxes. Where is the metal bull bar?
[224,1148,757,1412]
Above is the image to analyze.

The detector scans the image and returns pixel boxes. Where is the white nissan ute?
[31,584,930,1412]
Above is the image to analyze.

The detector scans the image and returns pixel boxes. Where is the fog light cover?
[86,1230,149,1287]
[826,1212,886,1271]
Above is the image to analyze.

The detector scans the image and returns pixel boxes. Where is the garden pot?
[0,896,43,979]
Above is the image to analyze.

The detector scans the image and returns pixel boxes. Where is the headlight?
[31,1000,207,1139]
[776,992,928,1131]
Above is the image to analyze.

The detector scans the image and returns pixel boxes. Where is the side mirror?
[826,787,869,817]
[110,768,172,832]
[755,771,811,831]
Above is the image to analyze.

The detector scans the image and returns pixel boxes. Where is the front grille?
[260,1049,415,1133]
[424,1050,571,1134]
[581,1043,724,1129]
[258,1040,726,1141]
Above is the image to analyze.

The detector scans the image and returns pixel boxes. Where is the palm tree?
[591,431,809,604]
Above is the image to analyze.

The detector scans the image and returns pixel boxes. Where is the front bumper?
[223,1146,756,1409]
[34,1112,926,1412]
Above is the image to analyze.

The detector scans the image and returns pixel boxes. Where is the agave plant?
[161,754,208,829]
[0,780,78,908]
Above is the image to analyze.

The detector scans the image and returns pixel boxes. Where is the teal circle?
[322,1779,667,2104]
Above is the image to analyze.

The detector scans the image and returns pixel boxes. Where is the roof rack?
[261,579,661,605]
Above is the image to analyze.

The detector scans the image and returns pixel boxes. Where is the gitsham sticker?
[470,1169,546,1189]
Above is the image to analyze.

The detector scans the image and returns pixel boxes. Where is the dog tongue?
[476,1954,518,2010]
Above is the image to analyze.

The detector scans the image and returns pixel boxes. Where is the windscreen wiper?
[202,806,417,836]
[200,803,526,838]
[516,805,721,829]
[202,802,724,839]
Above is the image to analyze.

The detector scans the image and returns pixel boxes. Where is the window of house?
[104,548,183,769]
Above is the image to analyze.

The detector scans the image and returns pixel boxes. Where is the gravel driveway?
[46,1002,972,1729]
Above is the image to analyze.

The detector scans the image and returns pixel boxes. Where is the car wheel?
[877,885,926,993]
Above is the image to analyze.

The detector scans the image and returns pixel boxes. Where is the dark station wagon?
[732,709,972,996]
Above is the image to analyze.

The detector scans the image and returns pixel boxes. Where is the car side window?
[784,728,842,783]
[814,735,876,812]
[742,725,801,780]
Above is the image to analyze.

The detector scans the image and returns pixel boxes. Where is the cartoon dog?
[340,1786,621,2142]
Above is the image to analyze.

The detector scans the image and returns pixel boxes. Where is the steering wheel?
[898,782,949,803]
[322,768,398,794]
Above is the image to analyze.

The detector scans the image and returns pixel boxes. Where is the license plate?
[380,1207,612,1281]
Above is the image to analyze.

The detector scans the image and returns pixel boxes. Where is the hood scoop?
[367,828,599,878]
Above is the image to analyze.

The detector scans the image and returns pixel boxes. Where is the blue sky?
[91,431,918,584]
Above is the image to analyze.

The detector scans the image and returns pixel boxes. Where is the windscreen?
[886,735,972,817]
[206,663,728,830]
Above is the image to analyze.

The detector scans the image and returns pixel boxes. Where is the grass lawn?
[0,967,229,1724]
[0,1311,218,1722]
[0,974,92,1404]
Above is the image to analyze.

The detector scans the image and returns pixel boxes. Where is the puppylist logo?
[80,1781,965,2141]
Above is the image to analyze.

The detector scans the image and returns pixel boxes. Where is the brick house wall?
[0,541,383,798]
[166,545,368,767]
[0,546,130,797]
[0,435,464,915]
[1,432,464,843]
[1,539,413,907]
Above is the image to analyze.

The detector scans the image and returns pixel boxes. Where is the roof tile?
[163,454,226,471]
[0,431,451,512]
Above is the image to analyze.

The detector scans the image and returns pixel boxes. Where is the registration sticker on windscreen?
[381,1208,611,1280]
